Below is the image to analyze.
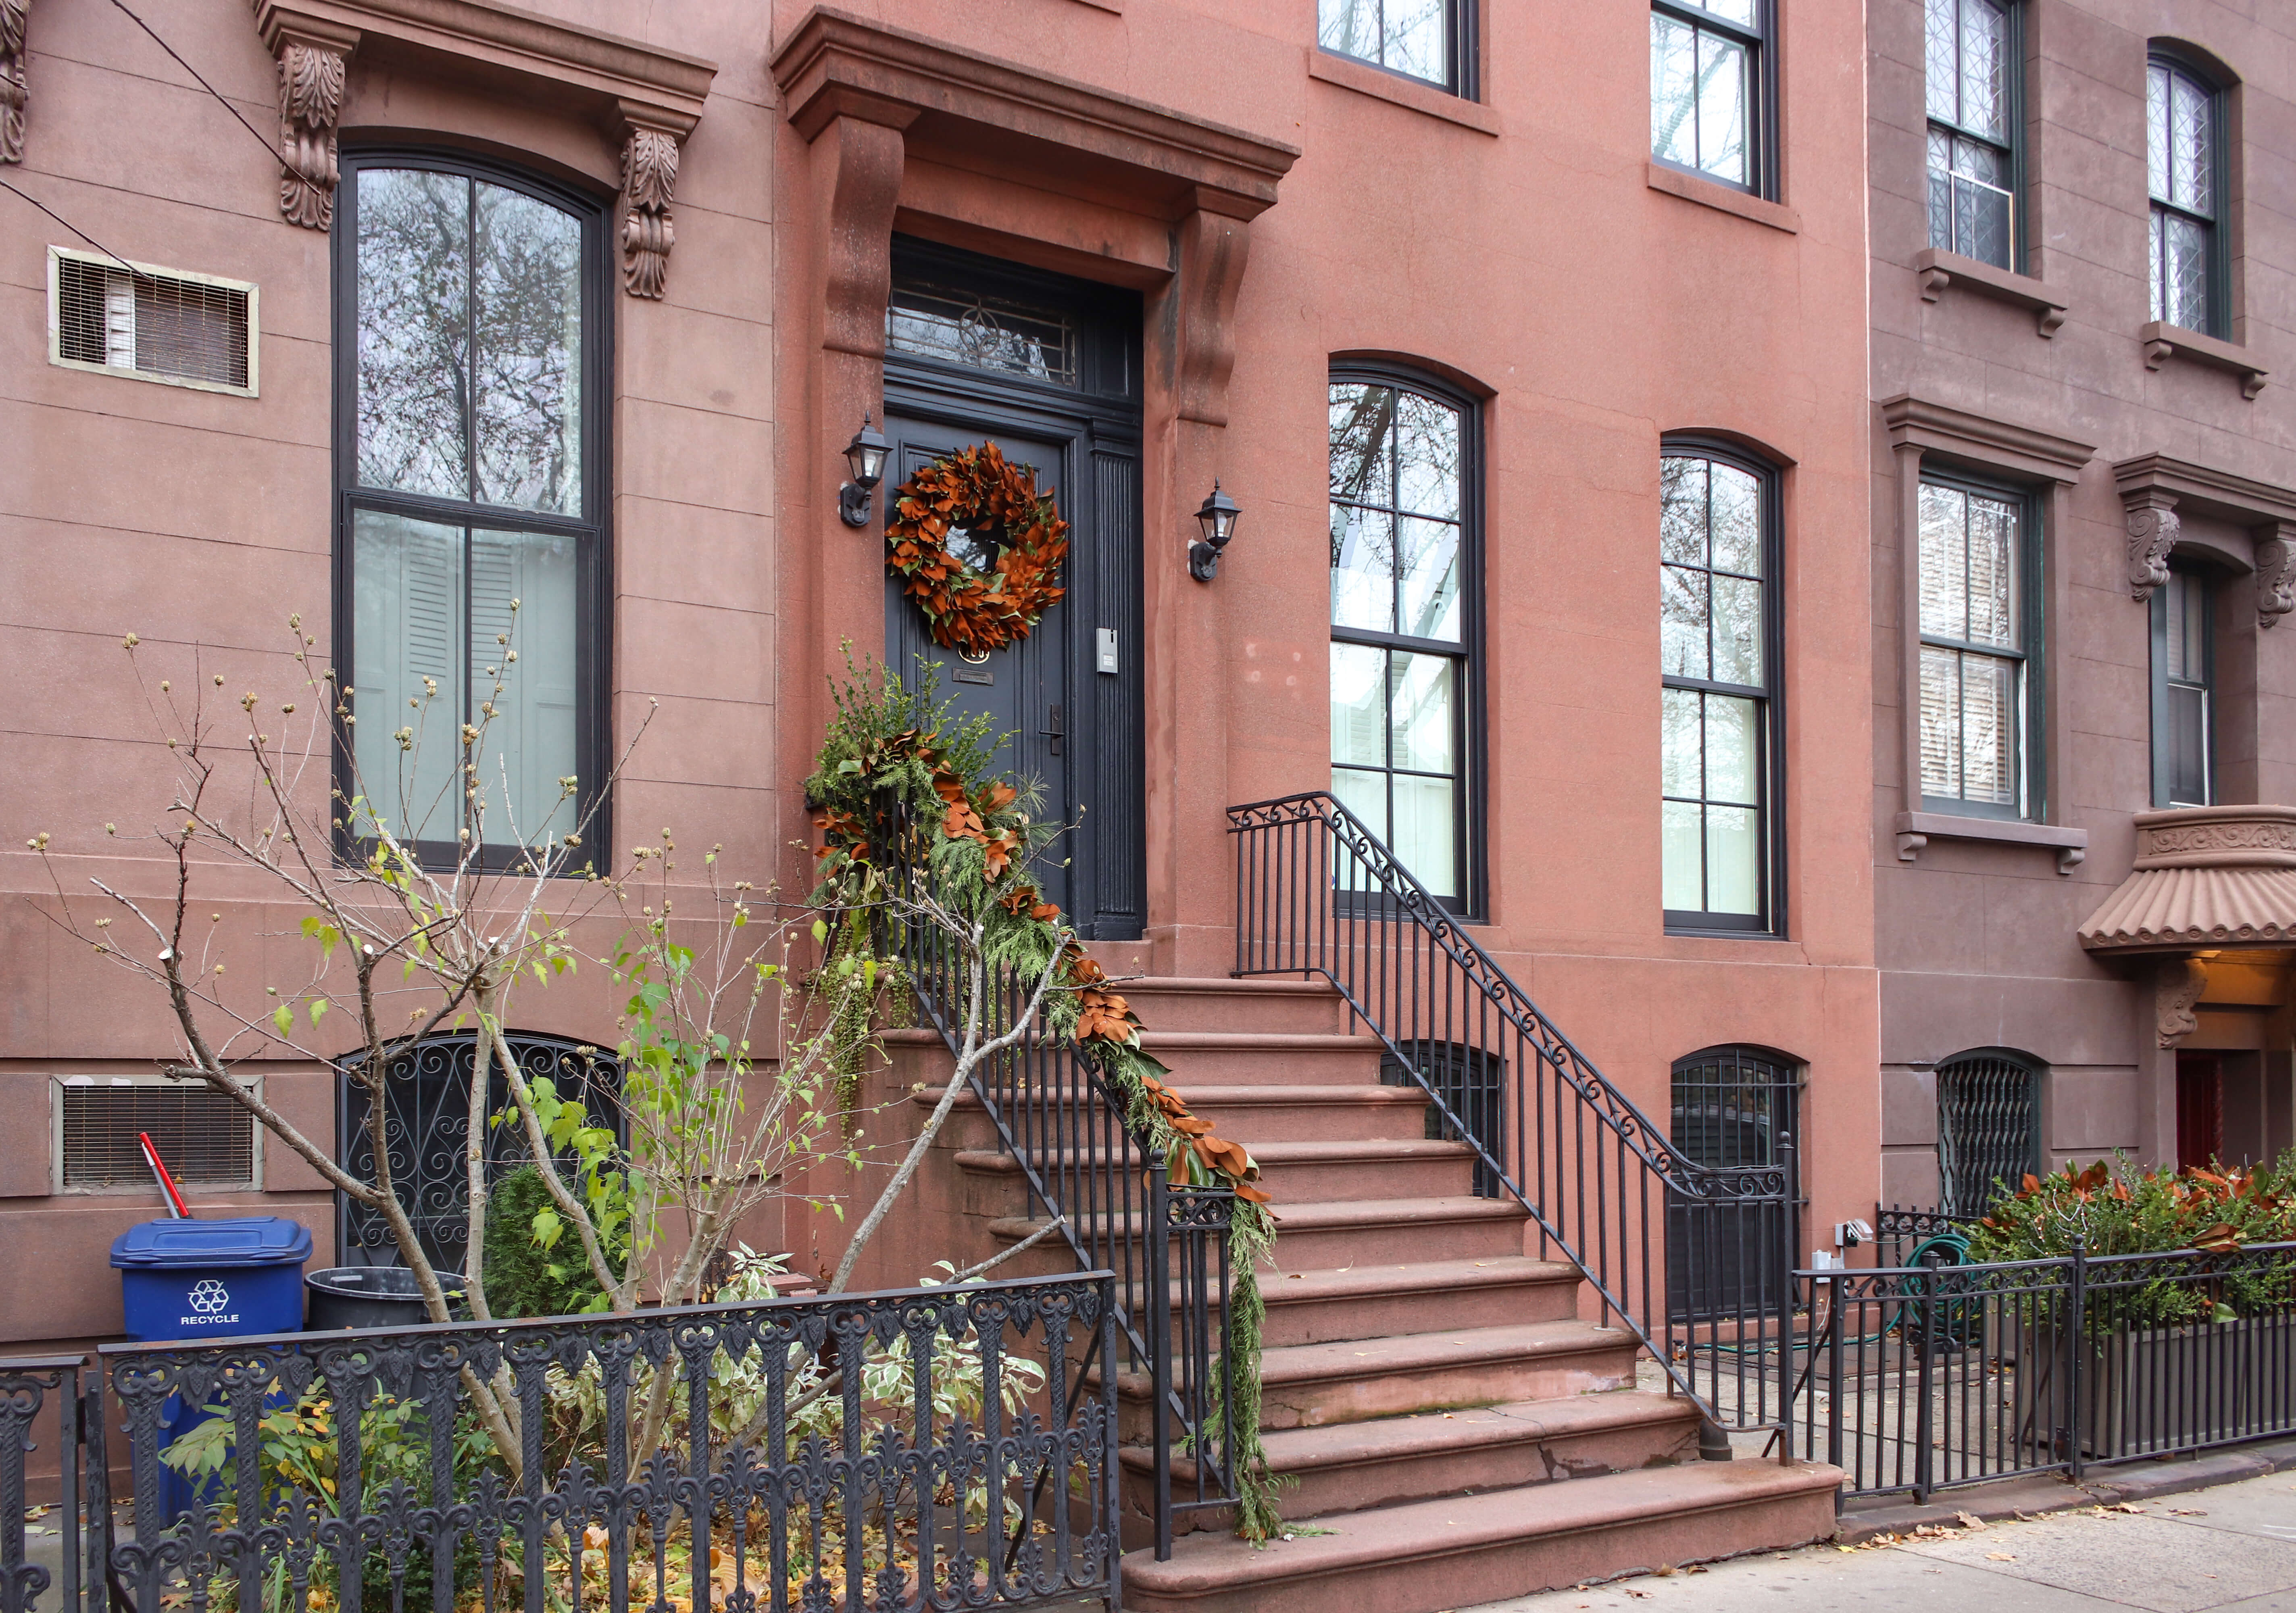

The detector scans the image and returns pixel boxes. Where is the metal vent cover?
[58,1080,256,1188]
[49,247,257,394]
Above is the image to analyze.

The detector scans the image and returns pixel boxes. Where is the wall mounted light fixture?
[840,413,889,527]
[1188,481,1240,581]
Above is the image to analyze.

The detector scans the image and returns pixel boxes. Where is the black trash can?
[305,1265,465,1330]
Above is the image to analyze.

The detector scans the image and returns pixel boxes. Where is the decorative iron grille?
[334,1030,622,1274]
[1667,1046,1802,1324]
[1379,1040,1504,1196]
[1936,1050,2040,1216]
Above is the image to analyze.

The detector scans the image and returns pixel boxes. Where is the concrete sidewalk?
[1460,1468,2296,1612]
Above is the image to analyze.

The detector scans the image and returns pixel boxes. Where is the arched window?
[2148,52,2227,336]
[1934,1048,2041,1215]
[1329,365,1481,911]
[335,150,611,867]
[1667,1045,1800,1322]
[1661,440,1782,934]
[1925,0,2021,269]
[337,1029,623,1273]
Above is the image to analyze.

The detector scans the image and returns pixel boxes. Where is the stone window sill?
[1913,247,2067,338]
[1307,49,1499,134]
[1645,163,1798,233]
[1895,810,2088,874]
[2142,322,2269,399]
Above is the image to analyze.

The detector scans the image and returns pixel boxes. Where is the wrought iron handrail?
[1228,790,1797,1431]
[874,834,1238,1557]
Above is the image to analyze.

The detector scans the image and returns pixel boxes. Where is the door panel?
[884,415,1076,918]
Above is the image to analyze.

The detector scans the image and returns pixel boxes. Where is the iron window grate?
[50,248,256,394]
[1936,1053,2040,1215]
[60,1082,255,1188]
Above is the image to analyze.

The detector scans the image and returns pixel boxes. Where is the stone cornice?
[1879,394,2096,484]
[254,0,715,134]
[2133,805,2296,871]
[769,6,1297,221]
[2111,452,2296,529]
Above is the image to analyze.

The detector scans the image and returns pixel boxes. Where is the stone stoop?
[915,974,1842,1613]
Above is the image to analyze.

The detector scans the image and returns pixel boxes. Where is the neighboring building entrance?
[881,239,1146,938]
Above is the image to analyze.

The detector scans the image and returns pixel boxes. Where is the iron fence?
[1227,791,1798,1437]
[1871,1205,1977,1269]
[2,1272,1119,1613]
[1791,1240,2296,1501]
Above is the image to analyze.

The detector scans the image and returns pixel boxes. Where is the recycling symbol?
[187,1279,231,1315]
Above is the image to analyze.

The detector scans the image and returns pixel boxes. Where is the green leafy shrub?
[483,1161,626,1319]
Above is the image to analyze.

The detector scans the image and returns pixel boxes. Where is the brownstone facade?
[1870,0,2296,1209]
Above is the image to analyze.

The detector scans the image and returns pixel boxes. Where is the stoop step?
[1118,1459,1843,1613]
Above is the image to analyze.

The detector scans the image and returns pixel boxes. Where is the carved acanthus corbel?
[269,28,350,229]
[2257,523,2296,631]
[618,115,684,299]
[2125,490,2180,602]
[2156,955,2211,1049]
[2,0,29,165]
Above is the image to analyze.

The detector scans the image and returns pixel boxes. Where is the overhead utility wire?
[0,176,143,277]
[105,0,286,172]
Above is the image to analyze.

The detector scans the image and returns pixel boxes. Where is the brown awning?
[2078,805,2296,952]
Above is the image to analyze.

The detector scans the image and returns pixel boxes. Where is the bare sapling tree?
[33,611,648,1475]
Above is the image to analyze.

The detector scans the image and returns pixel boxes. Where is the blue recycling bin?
[110,1217,313,1521]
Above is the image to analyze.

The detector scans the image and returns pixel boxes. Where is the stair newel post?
[1775,1130,1795,1443]
[1915,1250,1940,1503]
[2067,1236,2086,1482]
[1147,1147,1175,1560]
[1825,1264,1845,1482]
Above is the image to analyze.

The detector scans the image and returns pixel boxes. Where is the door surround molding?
[771,8,1296,970]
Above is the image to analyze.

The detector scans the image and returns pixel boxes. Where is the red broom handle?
[139,1132,190,1219]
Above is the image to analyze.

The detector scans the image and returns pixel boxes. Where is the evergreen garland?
[806,655,1285,1541]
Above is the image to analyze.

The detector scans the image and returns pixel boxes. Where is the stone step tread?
[908,1083,1426,1108]
[1258,1256,1580,1304]
[1119,1390,1700,1479]
[1267,1196,1529,1233]
[1256,1320,1634,1386]
[985,1196,1527,1245]
[1119,1460,1844,1599]
[954,1137,1475,1173]
[1115,977,1344,997]
[1131,1030,1379,1051]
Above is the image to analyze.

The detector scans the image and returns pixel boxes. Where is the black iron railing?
[877,834,1238,1557]
[1793,1240,2296,1500]
[2,1271,1118,1613]
[1871,1205,1978,1269]
[1228,792,1798,1435]
[0,1358,104,1613]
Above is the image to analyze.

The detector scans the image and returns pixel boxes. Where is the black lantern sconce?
[839,413,890,527]
[1188,481,1241,581]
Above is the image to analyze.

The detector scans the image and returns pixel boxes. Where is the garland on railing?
[807,663,1283,1540]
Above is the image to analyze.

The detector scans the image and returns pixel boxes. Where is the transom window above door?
[1317,0,1471,95]
[1329,371,1478,908]
[338,155,608,866]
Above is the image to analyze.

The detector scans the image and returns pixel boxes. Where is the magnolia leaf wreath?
[884,442,1070,655]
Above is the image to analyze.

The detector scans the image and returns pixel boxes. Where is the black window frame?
[1649,0,1779,200]
[1327,361,1486,919]
[329,146,614,874]
[1914,467,2045,823]
[2146,49,2231,339]
[1924,0,2026,272]
[1315,0,1478,99]
[1660,437,1786,939]
[1933,1047,2044,1217]
[2150,562,2216,808]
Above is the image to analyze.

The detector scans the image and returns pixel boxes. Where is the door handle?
[1044,703,1064,757]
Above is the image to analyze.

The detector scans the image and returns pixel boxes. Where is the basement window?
[54,1077,260,1192]
[48,246,258,396]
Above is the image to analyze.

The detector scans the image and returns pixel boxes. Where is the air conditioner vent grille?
[52,250,254,392]
[60,1082,255,1188]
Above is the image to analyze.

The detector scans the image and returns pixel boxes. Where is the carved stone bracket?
[2123,489,2179,602]
[2,0,30,165]
[274,28,351,228]
[2257,523,2296,631]
[618,111,683,299]
[2156,955,2211,1049]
